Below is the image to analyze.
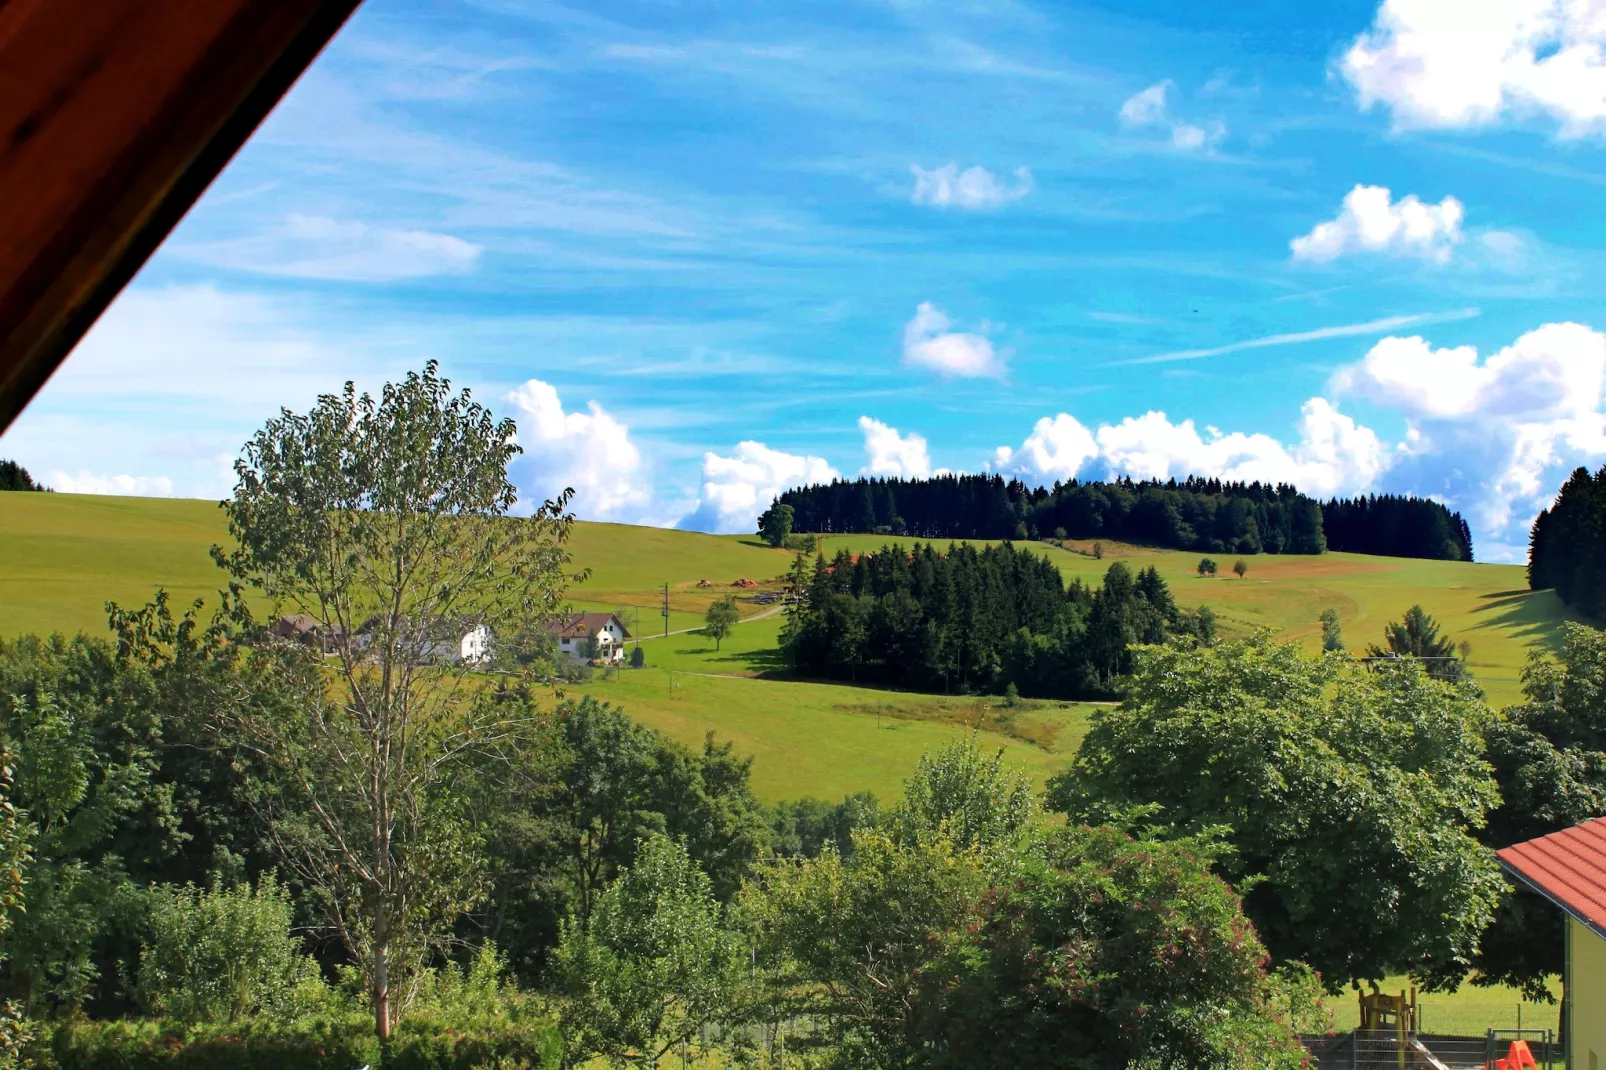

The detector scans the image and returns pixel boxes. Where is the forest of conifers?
[781,542,1215,698]
[1529,464,1606,616]
[774,474,1474,560]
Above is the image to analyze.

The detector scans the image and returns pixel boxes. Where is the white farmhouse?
[352,616,494,666]
[547,612,632,663]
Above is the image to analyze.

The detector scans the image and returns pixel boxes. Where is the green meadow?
[0,492,1580,800]
[812,533,1582,709]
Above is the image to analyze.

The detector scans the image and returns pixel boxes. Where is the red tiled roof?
[1497,816,1606,938]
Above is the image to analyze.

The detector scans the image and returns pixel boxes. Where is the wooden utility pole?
[662,582,670,638]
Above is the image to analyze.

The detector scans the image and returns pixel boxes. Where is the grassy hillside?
[0,492,1581,800]
[0,492,792,639]
[813,534,1580,708]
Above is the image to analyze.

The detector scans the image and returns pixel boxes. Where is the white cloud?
[992,413,1100,483]
[677,441,839,534]
[910,163,1033,209]
[1333,321,1606,421]
[44,471,176,497]
[176,215,482,282]
[901,302,1006,379]
[1342,0,1606,136]
[859,416,932,478]
[1093,400,1386,499]
[1332,322,1606,552]
[0,283,396,500]
[504,379,653,522]
[992,400,1385,501]
[1118,80,1225,150]
[1290,185,1464,264]
[1119,82,1170,126]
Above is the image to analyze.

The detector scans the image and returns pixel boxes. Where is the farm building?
[351,615,493,666]
[1498,816,1606,1068]
[546,612,631,663]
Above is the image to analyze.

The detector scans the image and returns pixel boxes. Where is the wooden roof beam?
[0,0,364,432]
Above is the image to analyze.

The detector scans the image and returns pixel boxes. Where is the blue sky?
[7,0,1606,560]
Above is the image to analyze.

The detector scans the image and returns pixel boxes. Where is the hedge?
[43,1015,561,1070]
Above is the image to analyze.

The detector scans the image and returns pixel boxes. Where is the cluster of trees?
[771,476,1478,562]
[0,462,45,493]
[781,542,1215,698]
[0,363,1596,1067]
[1322,494,1473,561]
[776,474,1327,554]
[1529,465,1606,616]
[536,625,1606,1065]
[552,734,1325,1069]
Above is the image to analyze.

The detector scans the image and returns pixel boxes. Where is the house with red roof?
[1498,816,1606,1068]
[545,612,631,663]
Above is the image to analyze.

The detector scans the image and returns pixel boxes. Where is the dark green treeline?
[778,475,1324,554]
[1321,494,1473,560]
[1530,465,1606,616]
[782,542,1213,699]
[776,474,1472,561]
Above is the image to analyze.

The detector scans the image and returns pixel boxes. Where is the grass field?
[812,534,1581,709]
[1328,976,1561,1037]
[0,493,1588,1031]
[0,492,1580,797]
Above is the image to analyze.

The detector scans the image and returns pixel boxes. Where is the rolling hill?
[0,492,1582,801]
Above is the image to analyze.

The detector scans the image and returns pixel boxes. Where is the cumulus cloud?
[990,401,1385,500]
[176,214,482,282]
[1342,0,1606,135]
[45,471,176,497]
[1118,80,1225,150]
[859,417,932,478]
[902,302,1006,379]
[909,163,1033,209]
[677,441,839,534]
[1333,322,1606,421]
[504,379,653,521]
[1097,400,1386,499]
[1291,185,1465,264]
[991,413,1100,483]
[1332,321,1606,551]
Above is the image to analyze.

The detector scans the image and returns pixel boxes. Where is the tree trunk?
[374,903,391,1039]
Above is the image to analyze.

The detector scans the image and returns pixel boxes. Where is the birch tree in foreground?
[212,361,582,1038]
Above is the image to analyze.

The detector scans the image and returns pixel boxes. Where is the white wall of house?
[460,624,492,665]
[557,617,629,662]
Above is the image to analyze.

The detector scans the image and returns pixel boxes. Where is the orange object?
[1506,1040,1537,1068]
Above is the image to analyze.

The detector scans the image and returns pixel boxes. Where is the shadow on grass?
[1471,587,1579,653]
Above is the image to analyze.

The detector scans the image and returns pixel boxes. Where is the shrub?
[43,1013,562,1070]
[46,1017,377,1070]
[628,646,645,669]
[136,875,325,1024]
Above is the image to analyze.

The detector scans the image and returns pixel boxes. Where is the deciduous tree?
[1048,635,1504,990]
[211,362,581,1038]
[1476,623,1606,998]
[1319,608,1344,652]
[703,596,739,652]
[554,836,747,1068]
[757,503,794,548]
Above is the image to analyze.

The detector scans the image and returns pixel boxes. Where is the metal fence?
[1298,1029,1559,1070]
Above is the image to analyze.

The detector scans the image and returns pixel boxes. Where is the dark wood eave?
[0,0,365,432]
